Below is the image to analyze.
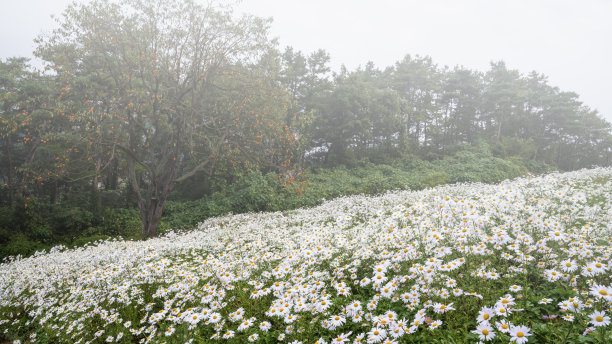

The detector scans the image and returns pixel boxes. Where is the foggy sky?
[1,0,611,122]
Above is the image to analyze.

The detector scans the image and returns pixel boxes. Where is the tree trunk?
[140,178,175,239]
[51,179,58,205]
[142,198,164,239]
[107,158,118,190]
[128,158,176,239]
[5,136,14,206]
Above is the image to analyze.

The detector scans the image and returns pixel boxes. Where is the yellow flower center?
[517,332,524,337]
[482,329,489,335]
[599,290,608,296]
[483,314,490,320]
[596,316,604,322]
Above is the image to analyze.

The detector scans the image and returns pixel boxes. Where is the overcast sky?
[1,0,611,122]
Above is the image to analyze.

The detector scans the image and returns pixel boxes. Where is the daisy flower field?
[1,168,611,343]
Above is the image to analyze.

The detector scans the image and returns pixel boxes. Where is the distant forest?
[1,0,610,257]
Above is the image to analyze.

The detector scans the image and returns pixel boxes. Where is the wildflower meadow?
[1,168,611,343]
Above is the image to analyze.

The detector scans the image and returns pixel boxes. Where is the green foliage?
[0,202,144,258]
[438,147,526,184]
[10,200,53,243]
[0,207,14,245]
[49,206,95,239]
[524,159,554,175]
[228,171,281,213]
[0,141,554,259]
[304,144,530,197]
[98,208,142,238]
[168,143,536,223]
[70,234,110,248]
[162,193,232,230]
[0,232,45,258]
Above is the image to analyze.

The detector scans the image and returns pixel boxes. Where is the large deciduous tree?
[36,0,273,238]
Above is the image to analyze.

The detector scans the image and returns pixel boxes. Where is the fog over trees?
[0,0,610,254]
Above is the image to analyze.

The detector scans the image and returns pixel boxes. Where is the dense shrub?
[0,233,44,259]
[1,143,554,259]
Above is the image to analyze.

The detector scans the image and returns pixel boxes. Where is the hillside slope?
[1,168,611,343]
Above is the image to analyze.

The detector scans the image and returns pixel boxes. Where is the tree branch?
[115,143,154,176]
[174,131,228,184]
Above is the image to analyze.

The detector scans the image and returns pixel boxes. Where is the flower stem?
[561,321,573,344]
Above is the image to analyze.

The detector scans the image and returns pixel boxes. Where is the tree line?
[1,0,611,246]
